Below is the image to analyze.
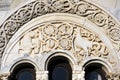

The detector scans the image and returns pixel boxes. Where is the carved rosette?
[0,0,119,67]
[108,27,120,51]
[93,12,107,26]
[109,27,120,42]
[45,38,57,50]
[44,24,56,35]
[59,38,71,50]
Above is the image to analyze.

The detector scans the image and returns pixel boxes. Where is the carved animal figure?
[74,27,92,57]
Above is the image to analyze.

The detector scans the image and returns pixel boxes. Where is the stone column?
[0,73,10,80]
[36,71,48,80]
[72,70,85,80]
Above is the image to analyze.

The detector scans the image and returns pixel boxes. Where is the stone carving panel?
[19,21,112,66]
[0,0,120,62]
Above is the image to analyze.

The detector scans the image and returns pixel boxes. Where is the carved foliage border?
[0,0,120,59]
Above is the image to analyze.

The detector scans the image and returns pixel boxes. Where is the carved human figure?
[38,28,45,53]
[19,31,36,55]
[32,29,41,54]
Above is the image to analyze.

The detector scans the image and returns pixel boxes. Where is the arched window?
[16,68,35,80]
[48,56,72,80]
[85,63,107,80]
[9,63,35,80]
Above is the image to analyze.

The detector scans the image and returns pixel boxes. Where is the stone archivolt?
[0,0,120,61]
[19,21,111,65]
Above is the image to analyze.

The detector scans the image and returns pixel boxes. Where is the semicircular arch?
[0,0,120,75]
[1,13,119,74]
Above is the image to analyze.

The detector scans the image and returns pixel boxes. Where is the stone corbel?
[0,73,10,80]
[36,71,48,80]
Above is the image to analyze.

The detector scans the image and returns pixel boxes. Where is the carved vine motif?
[19,21,110,65]
[0,0,119,65]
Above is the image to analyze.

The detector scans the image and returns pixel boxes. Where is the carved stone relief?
[19,21,114,68]
[0,0,120,67]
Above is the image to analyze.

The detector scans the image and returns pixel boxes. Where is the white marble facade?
[0,0,120,80]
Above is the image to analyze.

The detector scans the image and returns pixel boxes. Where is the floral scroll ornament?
[0,31,6,56]
[3,20,19,39]
[33,1,50,17]
[76,3,88,15]
[49,0,72,12]
[93,12,107,27]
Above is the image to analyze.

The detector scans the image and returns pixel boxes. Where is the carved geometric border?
[0,0,120,59]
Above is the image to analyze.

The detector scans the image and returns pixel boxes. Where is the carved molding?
[0,0,120,65]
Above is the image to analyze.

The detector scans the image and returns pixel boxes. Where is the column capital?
[73,70,85,80]
[0,73,10,80]
[36,71,48,80]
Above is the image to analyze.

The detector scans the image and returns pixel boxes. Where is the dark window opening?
[9,63,35,80]
[48,56,72,80]
[85,63,107,80]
